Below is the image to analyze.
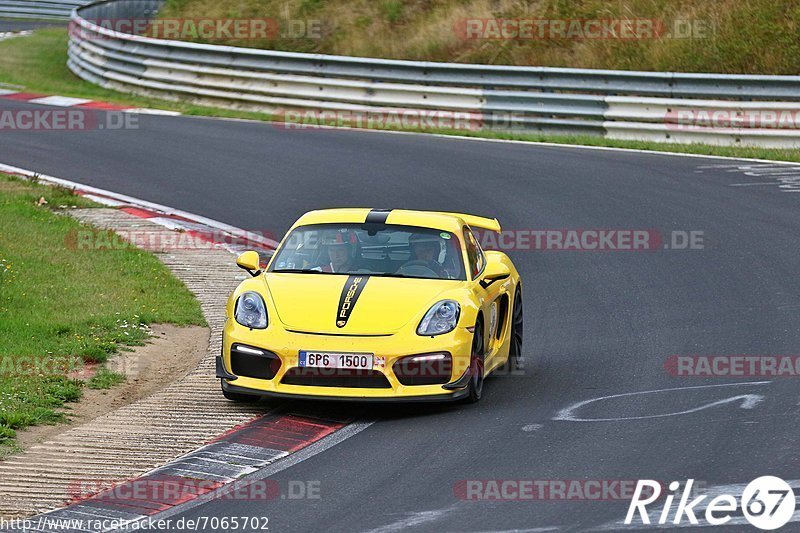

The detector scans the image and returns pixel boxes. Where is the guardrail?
[66,0,800,147]
[0,0,86,19]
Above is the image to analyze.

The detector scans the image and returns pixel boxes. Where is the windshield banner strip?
[365,209,392,224]
[337,275,369,328]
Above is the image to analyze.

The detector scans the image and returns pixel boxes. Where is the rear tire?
[465,320,485,403]
[221,381,260,403]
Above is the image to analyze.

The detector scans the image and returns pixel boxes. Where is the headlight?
[417,300,460,336]
[235,291,268,329]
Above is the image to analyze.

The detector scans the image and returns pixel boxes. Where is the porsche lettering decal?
[336,275,369,328]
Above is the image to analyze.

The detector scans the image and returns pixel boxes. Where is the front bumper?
[220,375,470,402]
[218,318,474,401]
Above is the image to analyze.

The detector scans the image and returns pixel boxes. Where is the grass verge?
[1,28,799,163]
[87,367,126,390]
[0,174,205,447]
[0,28,273,121]
[159,0,800,75]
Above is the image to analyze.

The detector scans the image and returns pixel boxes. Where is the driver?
[400,233,448,277]
[318,232,358,273]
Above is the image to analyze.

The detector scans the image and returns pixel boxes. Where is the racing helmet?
[320,229,359,259]
[409,232,442,259]
[408,232,441,245]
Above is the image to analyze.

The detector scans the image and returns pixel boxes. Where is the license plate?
[298,351,373,370]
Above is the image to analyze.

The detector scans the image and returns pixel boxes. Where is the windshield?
[269,223,466,280]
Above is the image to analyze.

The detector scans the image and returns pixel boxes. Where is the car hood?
[263,273,458,335]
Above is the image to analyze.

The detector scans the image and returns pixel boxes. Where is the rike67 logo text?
[626,477,796,530]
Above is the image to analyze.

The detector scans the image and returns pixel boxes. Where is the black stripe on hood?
[336,275,369,328]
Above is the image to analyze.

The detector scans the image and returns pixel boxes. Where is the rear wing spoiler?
[437,212,501,233]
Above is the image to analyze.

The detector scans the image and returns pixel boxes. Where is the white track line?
[123,108,182,116]
[28,95,93,107]
[0,162,279,249]
[192,114,800,166]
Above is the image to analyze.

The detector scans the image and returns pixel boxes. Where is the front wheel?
[508,287,523,369]
[465,320,485,403]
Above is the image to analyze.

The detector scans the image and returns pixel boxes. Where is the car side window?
[463,227,485,279]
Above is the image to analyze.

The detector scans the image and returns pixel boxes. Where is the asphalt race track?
[0,20,63,33]
[2,99,799,531]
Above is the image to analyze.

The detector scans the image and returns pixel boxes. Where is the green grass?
[157,0,800,75]
[1,28,798,163]
[379,0,405,25]
[0,28,274,121]
[0,174,205,446]
[87,367,126,390]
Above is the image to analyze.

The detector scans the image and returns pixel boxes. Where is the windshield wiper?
[368,272,449,280]
[271,269,451,280]
[271,268,332,274]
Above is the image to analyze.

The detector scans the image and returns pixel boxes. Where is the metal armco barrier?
[65,0,800,147]
[0,0,87,19]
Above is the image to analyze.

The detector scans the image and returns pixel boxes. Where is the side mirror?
[479,261,510,289]
[236,251,261,277]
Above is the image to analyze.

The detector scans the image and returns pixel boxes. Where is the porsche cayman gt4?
[217,208,523,403]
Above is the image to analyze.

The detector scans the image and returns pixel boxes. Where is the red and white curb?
[0,162,278,255]
[2,411,374,532]
[0,90,181,116]
[0,31,32,42]
[35,412,351,529]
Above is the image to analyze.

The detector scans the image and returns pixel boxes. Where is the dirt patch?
[13,324,209,451]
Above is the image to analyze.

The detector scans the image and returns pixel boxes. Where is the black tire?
[465,319,485,403]
[221,381,260,403]
[509,287,524,369]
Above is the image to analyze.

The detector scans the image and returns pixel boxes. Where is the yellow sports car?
[216,208,523,403]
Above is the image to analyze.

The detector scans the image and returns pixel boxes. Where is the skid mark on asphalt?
[698,163,800,192]
[553,381,771,422]
[363,502,462,533]
[471,526,564,533]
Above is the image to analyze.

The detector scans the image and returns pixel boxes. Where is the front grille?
[230,344,281,380]
[281,368,392,388]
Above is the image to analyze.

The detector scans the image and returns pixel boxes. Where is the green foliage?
[87,367,126,390]
[0,175,205,447]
